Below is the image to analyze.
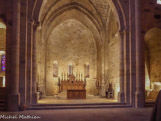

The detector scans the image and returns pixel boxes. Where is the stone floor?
[0,107,152,121]
[38,95,117,104]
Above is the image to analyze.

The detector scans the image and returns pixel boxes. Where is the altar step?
[145,102,154,107]
[0,100,6,111]
[27,103,130,110]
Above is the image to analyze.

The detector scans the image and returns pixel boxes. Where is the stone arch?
[145,28,161,101]
[106,0,126,31]
[40,2,103,47]
[35,1,102,97]
[31,0,128,104]
[44,9,101,47]
[40,2,103,96]
[103,1,127,101]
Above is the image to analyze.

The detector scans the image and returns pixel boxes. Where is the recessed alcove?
[145,28,161,102]
[0,21,6,88]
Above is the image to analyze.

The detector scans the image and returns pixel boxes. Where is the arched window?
[68,64,73,75]
[53,61,58,77]
[84,62,90,78]
[1,55,5,71]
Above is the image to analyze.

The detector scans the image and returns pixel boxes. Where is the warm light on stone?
[45,19,97,96]
[0,22,6,29]
[1,0,161,112]
[3,76,5,87]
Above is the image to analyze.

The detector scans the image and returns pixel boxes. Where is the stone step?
[0,100,6,111]
[27,103,130,110]
[0,107,5,111]
[32,102,125,106]
[0,100,5,103]
[145,102,154,107]
[0,103,5,106]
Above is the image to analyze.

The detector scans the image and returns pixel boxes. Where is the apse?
[36,0,121,102]
[45,19,97,96]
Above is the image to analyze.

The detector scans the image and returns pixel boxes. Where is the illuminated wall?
[46,19,97,96]
[145,28,161,101]
[0,21,6,87]
[105,12,120,99]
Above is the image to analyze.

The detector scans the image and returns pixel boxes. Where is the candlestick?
[61,72,63,81]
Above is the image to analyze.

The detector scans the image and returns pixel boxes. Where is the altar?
[58,73,86,99]
[58,73,86,92]
[67,89,86,99]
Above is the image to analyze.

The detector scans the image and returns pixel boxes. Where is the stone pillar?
[135,0,145,108]
[7,0,20,111]
[19,0,28,110]
[118,30,125,103]
[26,20,33,106]
[32,22,39,104]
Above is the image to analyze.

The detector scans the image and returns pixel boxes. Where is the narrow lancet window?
[84,62,90,78]
[53,61,58,77]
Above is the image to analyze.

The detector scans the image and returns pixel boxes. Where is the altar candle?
[61,73,63,80]
[79,73,81,81]
[65,72,66,80]
[76,72,78,80]
[81,73,82,81]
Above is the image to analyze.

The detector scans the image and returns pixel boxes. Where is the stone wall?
[141,0,161,101]
[0,28,6,51]
[105,12,120,99]
[145,28,161,83]
[36,29,46,96]
[46,19,97,96]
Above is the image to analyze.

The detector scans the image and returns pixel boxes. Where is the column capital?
[119,29,129,35]
[28,20,41,31]
[35,22,42,31]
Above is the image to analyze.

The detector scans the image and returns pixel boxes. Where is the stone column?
[7,0,20,111]
[135,0,145,108]
[32,22,39,104]
[19,0,28,110]
[118,30,125,103]
[101,42,106,97]
[26,20,33,105]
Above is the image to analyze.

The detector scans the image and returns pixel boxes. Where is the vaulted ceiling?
[30,0,119,48]
[39,0,111,26]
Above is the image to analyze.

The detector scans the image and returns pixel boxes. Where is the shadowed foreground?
[0,107,152,121]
